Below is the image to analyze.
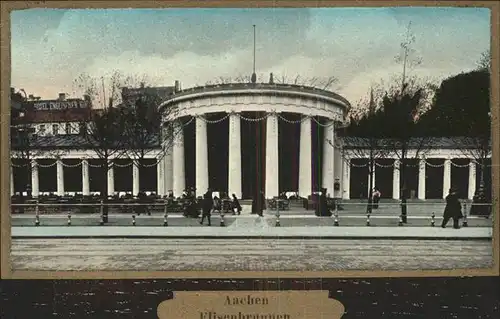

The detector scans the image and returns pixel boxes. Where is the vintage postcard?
[1,1,499,318]
[1,0,499,283]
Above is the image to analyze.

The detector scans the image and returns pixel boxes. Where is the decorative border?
[1,0,498,280]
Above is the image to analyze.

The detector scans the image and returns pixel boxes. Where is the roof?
[342,136,491,149]
[20,108,93,123]
[11,133,161,150]
[11,134,487,151]
[165,82,352,109]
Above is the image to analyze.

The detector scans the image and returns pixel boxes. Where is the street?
[11,238,493,271]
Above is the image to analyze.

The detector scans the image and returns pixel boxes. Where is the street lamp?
[14,89,33,198]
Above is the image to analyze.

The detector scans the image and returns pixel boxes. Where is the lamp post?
[471,111,491,217]
[14,89,33,199]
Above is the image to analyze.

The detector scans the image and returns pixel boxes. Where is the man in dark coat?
[232,193,242,215]
[441,188,463,229]
[200,188,213,226]
[252,190,265,217]
[316,188,332,217]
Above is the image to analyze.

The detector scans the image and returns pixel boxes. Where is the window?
[52,124,59,135]
[65,123,72,134]
[38,124,46,135]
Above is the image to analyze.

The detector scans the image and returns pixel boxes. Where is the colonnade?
[164,113,339,199]
[11,111,483,200]
[343,158,479,200]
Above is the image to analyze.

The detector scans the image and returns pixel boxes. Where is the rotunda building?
[158,82,351,199]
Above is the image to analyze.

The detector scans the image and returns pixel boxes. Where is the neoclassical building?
[10,83,491,200]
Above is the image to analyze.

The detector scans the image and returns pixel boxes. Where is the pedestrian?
[213,196,222,214]
[232,193,242,215]
[136,191,147,216]
[372,187,381,209]
[315,188,332,217]
[251,190,265,216]
[441,188,463,229]
[200,188,213,226]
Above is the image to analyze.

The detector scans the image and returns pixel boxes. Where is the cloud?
[10,7,490,105]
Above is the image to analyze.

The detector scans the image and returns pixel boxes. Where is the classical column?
[164,150,173,195]
[342,158,350,199]
[442,158,451,198]
[322,120,335,197]
[132,161,140,196]
[107,163,115,196]
[265,112,279,199]
[368,161,376,195]
[82,159,90,196]
[334,146,343,198]
[468,160,476,200]
[228,112,242,199]
[298,116,312,198]
[195,116,209,197]
[156,157,165,197]
[418,159,426,200]
[10,166,14,196]
[31,160,39,198]
[393,159,400,199]
[172,120,185,197]
[56,159,65,196]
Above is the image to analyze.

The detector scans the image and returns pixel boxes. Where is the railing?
[10,201,493,228]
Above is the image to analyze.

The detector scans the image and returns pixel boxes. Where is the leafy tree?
[378,84,435,222]
[422,67,491,199]
[205,73,338,90]
[477,49,491,71]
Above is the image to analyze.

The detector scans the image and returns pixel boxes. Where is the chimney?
[58,93,66,101]
[269,73,274,84]
[29,94,34,100]
[174,80,180,92]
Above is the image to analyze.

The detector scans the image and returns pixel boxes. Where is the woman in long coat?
[441,188,463,229]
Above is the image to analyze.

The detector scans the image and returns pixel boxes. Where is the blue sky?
[11,7,490,105]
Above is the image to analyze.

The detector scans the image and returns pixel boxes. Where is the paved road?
[11,238,493,271]
[12,213,492,227]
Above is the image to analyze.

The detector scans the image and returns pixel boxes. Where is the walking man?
[441,187,463,229]
[200,188,213,226]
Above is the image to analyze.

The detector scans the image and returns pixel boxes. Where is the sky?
[10,6,490,106]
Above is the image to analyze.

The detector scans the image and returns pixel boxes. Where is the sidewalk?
[11,225,493,240]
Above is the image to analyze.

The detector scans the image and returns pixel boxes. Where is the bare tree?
[72,72,131,222]
[205,73,338,90]
[273,74,338,90]
[336,88,392,213]
[120,84,180,171]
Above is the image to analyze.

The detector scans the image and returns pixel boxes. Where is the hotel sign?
[32,100,90,111]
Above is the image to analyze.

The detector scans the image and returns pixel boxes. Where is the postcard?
[1,1,499,318]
